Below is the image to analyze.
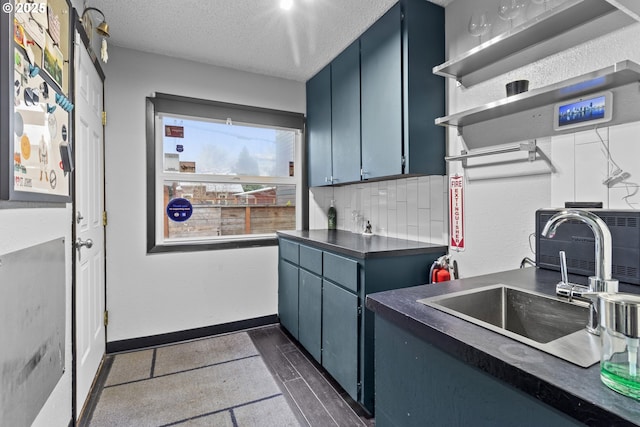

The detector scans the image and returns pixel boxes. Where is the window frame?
[146,93,306,254]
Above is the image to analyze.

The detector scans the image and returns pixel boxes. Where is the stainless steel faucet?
[541,209,619,335]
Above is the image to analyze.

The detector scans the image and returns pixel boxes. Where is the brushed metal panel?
[0,238,66,427]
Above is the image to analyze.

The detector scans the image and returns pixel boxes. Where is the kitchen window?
[146,93,305,253]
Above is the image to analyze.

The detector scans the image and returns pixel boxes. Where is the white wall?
[445,0,640,277]
[102,46,305,342]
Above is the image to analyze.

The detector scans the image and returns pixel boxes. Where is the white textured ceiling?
[86,0,451,82]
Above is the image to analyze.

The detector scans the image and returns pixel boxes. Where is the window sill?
[147,236,278,254]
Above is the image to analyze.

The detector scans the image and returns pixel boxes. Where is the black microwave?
[536,209,640,285]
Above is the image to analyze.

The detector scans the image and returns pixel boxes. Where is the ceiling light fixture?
[280,0,294,11]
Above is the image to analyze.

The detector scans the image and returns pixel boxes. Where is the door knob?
[75,238,93,249]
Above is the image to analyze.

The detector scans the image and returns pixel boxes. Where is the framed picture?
[43,34,64,89]
[1,0,73,202]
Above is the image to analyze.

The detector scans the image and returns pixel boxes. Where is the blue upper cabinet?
[360,3,403,179]
[306,0,444,186]
[403,0,445,175]
[331,40,362,185]
[306,64,332,187]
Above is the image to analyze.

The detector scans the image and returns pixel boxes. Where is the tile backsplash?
[309,176,448,244]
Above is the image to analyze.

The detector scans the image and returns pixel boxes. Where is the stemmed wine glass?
[531,0,551,11]
[497,0,530,29]
[532,0,566,11]
[468,11,492,44]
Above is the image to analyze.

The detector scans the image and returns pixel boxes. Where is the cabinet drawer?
[323,252,358,293]
[299,245,322,275]
[280,239,299,264]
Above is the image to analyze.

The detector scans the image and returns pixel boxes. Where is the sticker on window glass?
[166,198,193,222]
[165,125,184,138]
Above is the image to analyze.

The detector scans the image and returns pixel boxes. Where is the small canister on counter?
[598,293,640,400]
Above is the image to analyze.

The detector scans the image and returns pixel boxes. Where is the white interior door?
[74,33,106,416]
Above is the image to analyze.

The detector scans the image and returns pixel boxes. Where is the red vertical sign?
[449,174,465,251]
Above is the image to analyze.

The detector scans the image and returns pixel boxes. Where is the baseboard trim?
[106,314,279,353]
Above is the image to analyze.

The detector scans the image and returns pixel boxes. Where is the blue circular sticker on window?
[166,198,193,222]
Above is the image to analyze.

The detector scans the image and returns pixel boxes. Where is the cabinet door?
[403,0,445,175]
[322,279,359,401]
[360,3,402,179]
[331,40,361,184]
[278,260,299,339]
[299,269,322,363]
[306,65,333,187]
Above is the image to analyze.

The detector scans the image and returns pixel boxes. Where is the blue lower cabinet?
[374,316,583,427]
[322,279,359,400]
[278,237,445,414]
[298,269,322,362]
[278,259,299,339]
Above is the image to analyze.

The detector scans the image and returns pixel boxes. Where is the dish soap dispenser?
[328,200,337,230]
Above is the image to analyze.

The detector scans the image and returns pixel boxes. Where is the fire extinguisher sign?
[449,174,465,251]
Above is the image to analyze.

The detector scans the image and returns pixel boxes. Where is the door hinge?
[357,306,363,316]
[104,310,109,327]
[102,111,107,126]
[103,211,108,226]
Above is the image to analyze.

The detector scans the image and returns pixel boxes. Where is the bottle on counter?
[328,200,337,230]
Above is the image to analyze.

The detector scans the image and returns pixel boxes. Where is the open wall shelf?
[433,0,634,87]
[437,61,640,150]
[436,60,640,128]
[604,0,640,22]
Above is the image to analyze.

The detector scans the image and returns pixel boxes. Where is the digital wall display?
[554,91,612,131]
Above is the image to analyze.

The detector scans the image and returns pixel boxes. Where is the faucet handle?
[559,250,569,285]
[556,281,590,302]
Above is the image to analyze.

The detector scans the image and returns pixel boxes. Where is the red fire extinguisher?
[430,255,452,283]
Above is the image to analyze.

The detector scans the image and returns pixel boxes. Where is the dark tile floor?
[80,324,374,427]
[247,325,374,427]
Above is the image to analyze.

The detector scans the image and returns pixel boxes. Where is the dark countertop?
[276,230,447,259]
[366,267,640,426]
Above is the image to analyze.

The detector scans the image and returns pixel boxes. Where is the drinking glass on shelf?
[468,11,492,44]
[497,0,529,28]
[531,0,550,11]
[532,0,566,10]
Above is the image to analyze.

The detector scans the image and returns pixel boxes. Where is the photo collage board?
[4,0,72,201]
